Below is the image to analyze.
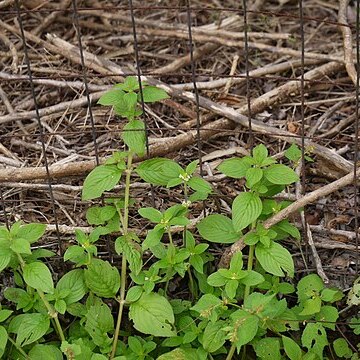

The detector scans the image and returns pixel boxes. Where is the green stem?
[37,290,65,342]
[7,336,30,359]
[244,244,255,299]
[187,267,197,300]
[226,343,236,360]
[110,152,133,359]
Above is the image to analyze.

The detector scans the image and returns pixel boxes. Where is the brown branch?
[339,0,357,85]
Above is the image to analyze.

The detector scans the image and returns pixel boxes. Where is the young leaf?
[129,292,175,337]
[86,206,116,225]
[141,86,169,103]
[142,227,165,250]
[115,235,142,275]
[97,89,125,106]
[17,223,47,244]
[285,143,302,162]
[252,144,268,164]
[232,192,262,232]
[136,158,182,186]
[187,177,212,194]
[246,167,263,188]
[255,242,294,277]
[56,269,87,305]
[82,165,123,200]
[217,157,253,178]
[138,207,163,223]
[186,160,198,175]
[8,313,50,346]
[122,119,146,156]
[23,262,54,294]
[84,259,120,298]
[114,76,140,92]
[264,164,299,185]
[197,214,241,243]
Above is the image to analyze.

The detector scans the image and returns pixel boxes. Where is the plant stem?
[244,244,255,299]
[37,290,65,342]
[7,336,30,359]
[110,152,133,359]
[226,343,236,360]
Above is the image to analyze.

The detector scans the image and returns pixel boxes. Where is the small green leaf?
[4,288,32,311]
[82,165,123,200]
[17,223,47,244]
[186,160,198,175]
[129,292,175,337]
[246,167,263,188]
[115,235,142,275]
[138,207,163,223]
[217,157,253,178]
[136,158,182,186]
[230,309,259,348]
[207,272,226,287]
[0,326,7,358]
[0,309,13,322]
[190,294,222,320]
[0,239,12,272]
[114,77,140,92]
[187,177,212,194]
[297,274,324,302]
[197,214,241,243]
[86,206,116,225]
[84,259,120,298]
[122,119,146,155]
[23,262,54,293]
[254,337,281,360]
[141,86,169,103]
[126,286,143,302]
[202,321,226,353]
[285,143,302,162]
[301,323,328,359]
[157,348,199,360]
[333,338,353,358]
[252,144,268,164]
[264,164,299,185]
[282,335,302,360]
[255,242,294,277]
[29,345,63,360]
[142,227,165,250]
[10,237,31,255]
[63,245,85,263]
[232,192,262,232]
[98,89,125,106]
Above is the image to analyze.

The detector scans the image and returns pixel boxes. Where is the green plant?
[0,77,359,360]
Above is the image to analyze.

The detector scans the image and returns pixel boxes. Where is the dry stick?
[0,33,350,181]
[0,0,14,8]
[0,31,18,73]
[219,169,360,267]
[339,0,358,85]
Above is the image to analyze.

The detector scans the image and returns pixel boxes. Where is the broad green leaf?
[252,144,268,164]
[321,288,343,303]
[197,214,240,243]
[84,259,120,298]
[246,167,263,188]
[241,270,265,287]
[129,292,175,337]
[299,296,322,316]
[255,242,294,277]
[122,119,146,155]
[141,86,169,103]
[315,306,338,330]
[285,143,302,162]
[0,239,12,272]
[0,309,13,322]
[23,262,54,293]
[232,192,262,231]
[272,220,301,240]
[115,235,142,275]
[187,177,212,194]
[254,337,281,360]
[4,288,32,310]
[138,207,163,223]
[297,274,324,302]
[190,294,222,320]
[10,237,31,255]
[8,313,50,346]
[217,157,253,178]
[301,323,328,359]
[86,206,116,225]
[17,223,47,244]
[85,302,114,348]
[82,165,123,200]
[333,338,353,358]
[29,344,63,360]
[264,164,299,185]
[157,347,199,360]
[186,160,198,175]
[56,269,87,305]
[0,325,7,358]
[98,89,125,106]
[225,279,239,299]
[136,158,182,186]
[202,321,226,353]
[207,271,227,287]
[63,245,85,263]
[282,335,302,360]
[142,227,165,250]
[230,309,259,348]
[126,286,143,302]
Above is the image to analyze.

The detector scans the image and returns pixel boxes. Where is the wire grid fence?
[0,0,359,324]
